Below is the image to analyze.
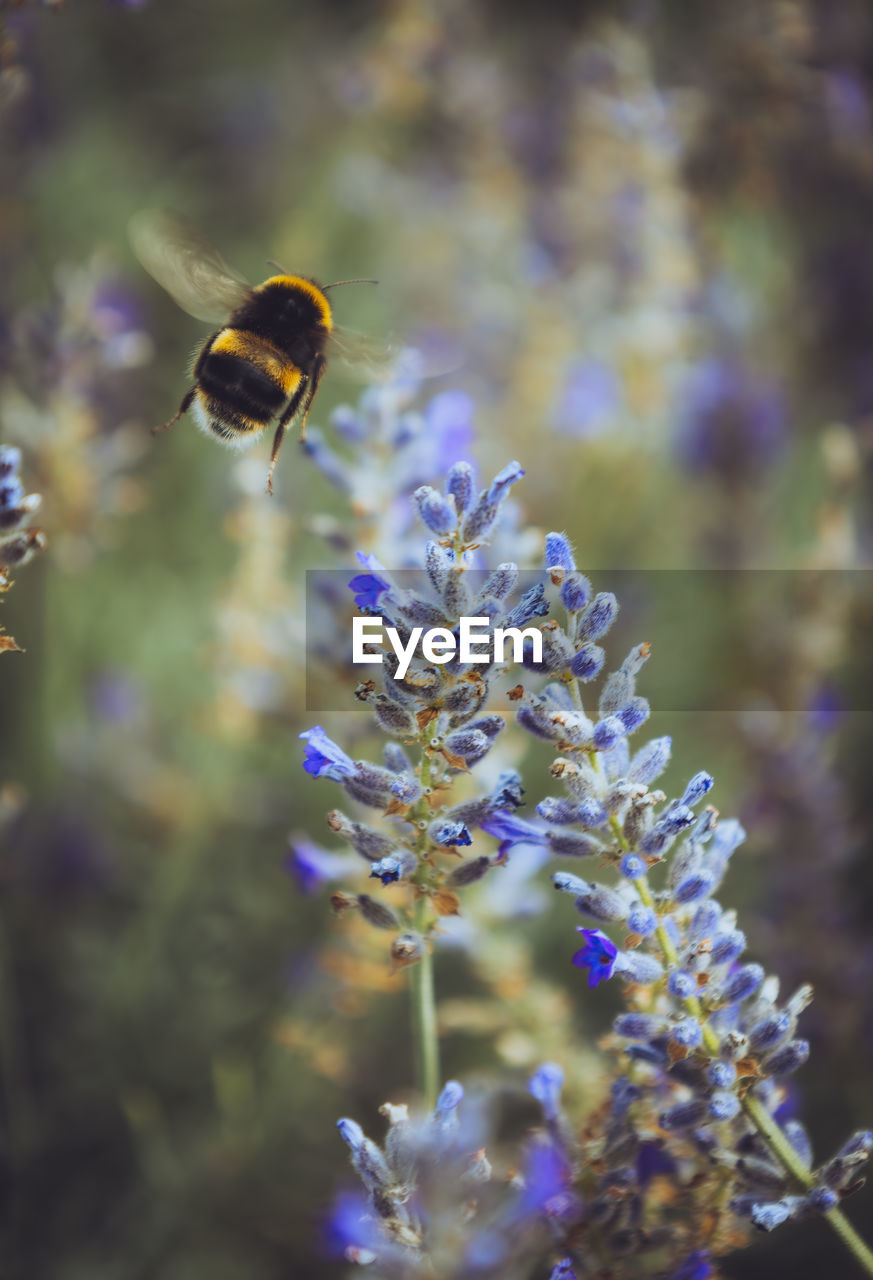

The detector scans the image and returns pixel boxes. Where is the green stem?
[412,893,439,1111]
[409,738,439,1110]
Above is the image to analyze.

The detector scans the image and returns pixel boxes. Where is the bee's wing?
[129,209,253,323]
[325,325,400,379]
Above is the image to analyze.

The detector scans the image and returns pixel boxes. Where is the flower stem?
[412,892,439,1110]
[410,738,439,1110]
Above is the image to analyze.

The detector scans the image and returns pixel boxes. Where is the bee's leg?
[154,331,222,437]
[153,387,195,436]
[265,356,328,494]
[266,379,309,495]
[296,353,327,442]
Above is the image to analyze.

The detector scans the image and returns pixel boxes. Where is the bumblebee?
[130,210,382,494]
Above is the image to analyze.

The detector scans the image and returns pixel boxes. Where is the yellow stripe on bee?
[259,275,333,332]
[210,328,303,396]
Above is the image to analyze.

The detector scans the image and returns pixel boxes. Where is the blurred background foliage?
[0,0,872,1276]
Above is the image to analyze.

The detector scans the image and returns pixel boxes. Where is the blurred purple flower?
[89,668,143,724]
[285,840,359,895]
[675,357,786,477]
[551,359,621,438]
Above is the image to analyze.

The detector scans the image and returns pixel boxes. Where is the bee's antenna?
[322,278,379,290]
[266,258,290,274]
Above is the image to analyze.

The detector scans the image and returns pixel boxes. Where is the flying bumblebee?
[130,210,384,494]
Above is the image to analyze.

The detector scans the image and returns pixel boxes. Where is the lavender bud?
[681,771,714,807]
[660,1100,708,1130]
[383,743,411,773]
[669,1018,703,1051]
[660,804,697,836]
[599,670,634,719]
[350,762,398,796]
[709,1091,741,1122]
[337,1118,393,1192]
[442,569,471,617]
[461,462,523,543]
[748,1012,793,1054]
[391,933,425,968]
[674,871,716,905]
[547,830,603,858]
[603,780,635,814]
[425,541,452,594]
[429,819,472,847]
[593,716,625,751]
[669,971,697,1000]
[505,582,549,628]
[749,1199,797,1231]
[491,770,524,809]
[529,1062,564,1121]
[480,562,518,600]
[689,899,722,941]
[719,964,765,1005]
[762,1039,809,1076]
[488,459,524,500]
[807,1187,838,1214]
[518,705,559,740]
[356,895,399,930]
[552,756,597,799]
[537,796,584,825]
[413,485,457,535]
[370,850,417,884]
[708,1061,737,1089]
[744,1175,798,1199]
[560,571,591,612]
[617,697,650,733]
[446,462,474,515]
[0,446,21,476]
[710,929,746,965]
[821,1132,873,1189]
[570,642,605,681]
[447,855,492,886]
[613,950,664,984]
[540,628,576,672]
[551,709,594,747]
[614,1013,668,1039]
[627,737,672,785]
[552,871,591,897]
[390,774,422,805]
[620,854,646,880]
[627,904,657,936]
[577,797,609,826]
[720,1030,750,1061]
[443,728,489,762]
[574,882,627,923]
[445,682,486,721]
[836,1131,873,1159]
[373,695,417,737]
[783,1120,813,1166]
[578,593,619,642]
[544,532,575,573]
[396,591,453,627]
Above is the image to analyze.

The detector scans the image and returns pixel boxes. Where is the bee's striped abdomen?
[194,329,304,443]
